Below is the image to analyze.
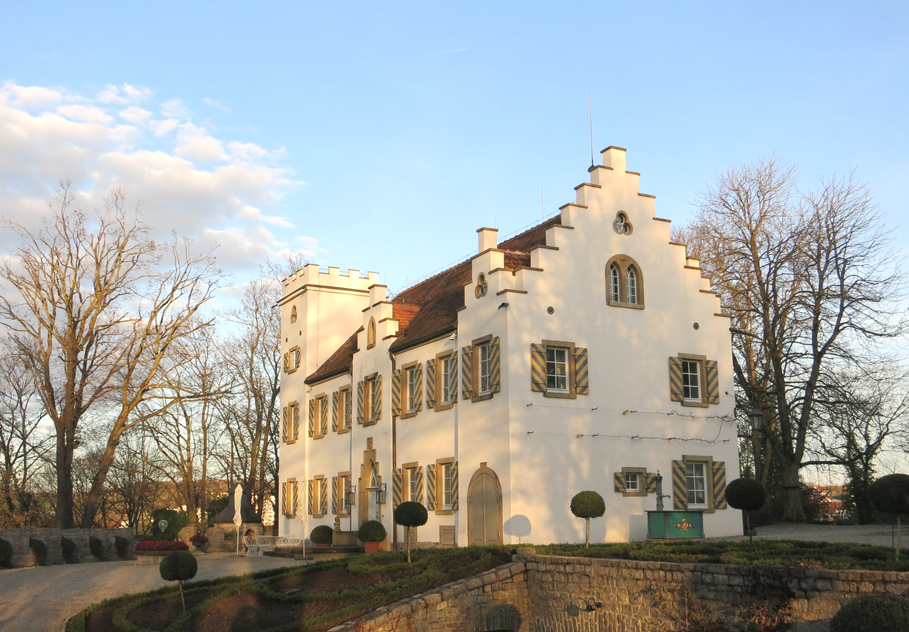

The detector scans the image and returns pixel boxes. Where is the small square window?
[625,472,639,492]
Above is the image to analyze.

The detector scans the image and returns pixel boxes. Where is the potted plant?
[189,534,209,549]
[311,525,334,548]
[357,520,386,554]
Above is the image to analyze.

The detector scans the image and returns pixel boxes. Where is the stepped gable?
[304,214,561,382]
[304,327,362,385]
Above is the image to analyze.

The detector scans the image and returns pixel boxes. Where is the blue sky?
[1,1,907,300]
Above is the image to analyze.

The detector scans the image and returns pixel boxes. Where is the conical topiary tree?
[159,550,198,613]
[869,474,909,560]
[570,491,605,548]
[725,478,767,544]
[394,501,428,563]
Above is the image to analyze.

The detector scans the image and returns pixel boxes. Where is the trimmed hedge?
[357,520,386,543]
[159,550,198,582]
[311,525,334,545]
[115,536,131,560]
[0,537,12,568]
[29,537,47,565]
[726,478,767,511]
[831,593,909,632]
[89,536,105,561]
[570,491,605,519]
[61,536,78,564]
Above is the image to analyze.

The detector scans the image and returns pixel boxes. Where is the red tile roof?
[304,215,560,384]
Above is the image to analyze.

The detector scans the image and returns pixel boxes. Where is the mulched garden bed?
[79,549,512,632]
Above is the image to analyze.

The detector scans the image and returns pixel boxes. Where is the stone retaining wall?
[328,554,909,632]
[0,528,135,566]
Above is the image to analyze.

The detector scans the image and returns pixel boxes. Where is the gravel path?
[717,522,909,548]
[0,553,308,632]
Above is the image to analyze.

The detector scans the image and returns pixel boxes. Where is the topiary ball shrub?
[311,525,334,545]
[29,538,47,566]
[89,536,105,561]
[0,538,12,568]
[726,478,767,511]
[61,537,78,564]
[115,536,131,560]
[394,502,428,529]
[869,474,909,516]
[159,550,198,582]
[570,491,606,519]
[358,520,387,543]
[830,593,909,632]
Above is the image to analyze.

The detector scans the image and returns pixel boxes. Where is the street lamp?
[747,406,765,433]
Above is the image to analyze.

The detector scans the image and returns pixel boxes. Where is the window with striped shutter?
[706,360,720,404]
[392,468,403,508]
[357,381,365,424]
[668,357,684,402]
[414,363,423,412]
[308,399,316,437]
[281,482,290,516]
[460,346,473,399]
[308,480,315,515]
[425,464,437,511]
[574,347,589,395]
[425,360,436,408]
[374,375,383,420]
[712,461,727,509]
[319,396,328,436]
[281,407,289,443]
[671,460,687,510]
[292,403,300,440]
[320,478,328,516]
[530,344,546,392]
[450,462,459,510]
[332,392,340,432]
[332,476,339,514]
[291,481,299,516]
[489,338,501,393]
[391,369,402,417]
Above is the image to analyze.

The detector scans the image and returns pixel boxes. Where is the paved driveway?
[0,553,307,632]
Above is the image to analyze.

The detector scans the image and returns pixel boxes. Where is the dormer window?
[606,255,644,309]
[613,212,633,235]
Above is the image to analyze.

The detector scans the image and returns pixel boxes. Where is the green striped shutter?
[672,460,687,509]
[668,357,684,402]
[451,462,459,510]
[489,338,501,393]
[332,392,339,431]
[308,480,315,515]
[426,464,437,511]
[613,472,626,493]
[332,476,339,514]
[706,360,720,404]
[712,461,727,509]
[530,344,546,392]
[461,346,473,399]
[375,375,383,420]
[392,469,403,508]
[415,467,424,505]
[425,360,436,408]
[574,347,589,395]
[357,381,365,424]
[414,364,423,412]
[308,400,316,437]
[320,479,328,516]
[645,473,657,494]
[391,369,402,417]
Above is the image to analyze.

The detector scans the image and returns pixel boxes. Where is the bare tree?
[681,159,904,522]
[0,184,222,527]
[0,348,52,527]
[806,366,909,522]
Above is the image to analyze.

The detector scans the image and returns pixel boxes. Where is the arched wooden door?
[467,463,503,546]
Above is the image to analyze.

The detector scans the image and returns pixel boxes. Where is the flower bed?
[135,541,189,552]
[189,535,209,544]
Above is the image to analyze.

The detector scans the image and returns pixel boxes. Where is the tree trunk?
[780,462,805,523]
[55,427,75,528]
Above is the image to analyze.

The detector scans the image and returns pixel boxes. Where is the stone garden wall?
[328,554,909,632]
[0,527,135,566]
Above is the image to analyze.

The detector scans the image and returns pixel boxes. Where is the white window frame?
[339,473,351,516]
[406,465,420,502]
[368,376,380,422]
[626,266,638,304]
[546,347,569,393]
[686,461,708,509]
[442,462,454,510]
[406,366,419,413]
[682,359,701,402]
[477,343,491,395]
[625,472,639,493]
[441,355,455,405]
[609,264,621,303]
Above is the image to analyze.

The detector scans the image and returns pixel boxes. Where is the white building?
[278,147,741,548]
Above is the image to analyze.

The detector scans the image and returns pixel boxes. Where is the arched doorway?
[467,463,503,545]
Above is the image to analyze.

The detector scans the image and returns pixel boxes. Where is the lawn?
[67,540,909,632]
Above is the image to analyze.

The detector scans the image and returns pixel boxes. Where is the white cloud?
[96,84,153,105]
[203,97,231,112]
[0,81,312,282]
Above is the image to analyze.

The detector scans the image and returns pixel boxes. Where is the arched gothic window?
[367,317,377,349]
[605,255,644,309]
